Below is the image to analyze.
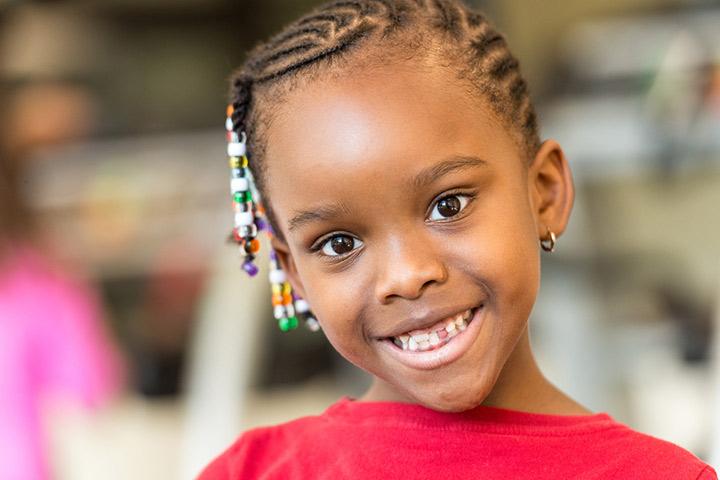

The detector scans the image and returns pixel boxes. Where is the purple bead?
[255,218,267,231]
[242,261,258,276]
[269,250,277,261]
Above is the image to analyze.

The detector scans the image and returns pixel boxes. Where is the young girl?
[201,1,716,478]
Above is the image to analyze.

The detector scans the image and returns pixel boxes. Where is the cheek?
[451,189,540,316]
[295,265,373,360]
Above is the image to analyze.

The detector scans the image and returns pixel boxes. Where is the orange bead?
[249,239,260,253]
[226,104,234,117]
[282,293,292,304]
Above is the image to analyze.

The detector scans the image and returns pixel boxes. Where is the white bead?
[230,177,249,193]
[273,305,285,319]
[234,211,254,227]
[269,269,286,284]
[305,317,320,332]
[285,304,295,317]
[238,224,257,238]
[225,117,234,131]
[227,142,246,157]
[294,299,310,313]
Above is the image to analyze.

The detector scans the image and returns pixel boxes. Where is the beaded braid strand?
[268,249,298,332]
[226,105,262,276]
[226,105,320,332]
[267,232,320,332]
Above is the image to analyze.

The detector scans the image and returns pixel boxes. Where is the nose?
[374,231,448,304]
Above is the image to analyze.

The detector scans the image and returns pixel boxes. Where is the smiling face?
[262,61,573,412]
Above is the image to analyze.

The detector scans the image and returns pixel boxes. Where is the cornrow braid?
[229,0,540,240]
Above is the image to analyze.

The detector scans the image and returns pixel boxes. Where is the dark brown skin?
[266,61,589,415]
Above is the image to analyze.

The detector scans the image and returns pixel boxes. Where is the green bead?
[278,316,299,332]
[232,191,253,203]
[278,317,290,332]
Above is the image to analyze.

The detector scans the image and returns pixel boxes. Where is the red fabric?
[199,396,716,480]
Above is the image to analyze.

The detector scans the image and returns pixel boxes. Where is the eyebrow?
[412,155,488,190]
[288,202,352,233]
[286,155,487,233]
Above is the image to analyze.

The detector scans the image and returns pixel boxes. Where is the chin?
[411,381,493,413]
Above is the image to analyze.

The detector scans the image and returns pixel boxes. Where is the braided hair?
[229,0,539,240]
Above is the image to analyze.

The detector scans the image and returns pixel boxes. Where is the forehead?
[263,63,519,228]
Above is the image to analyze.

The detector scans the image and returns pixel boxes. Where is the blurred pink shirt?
[0,247,122,479]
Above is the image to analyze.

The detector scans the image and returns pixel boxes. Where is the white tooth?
[429,332,440,346]
[446,322,456,332]
[448,329,458,338]
[418,340,431,350]
[412,333,429,342]
[463,309,472,320]
[399,335,410,344]
[455,317,464,327]
[408,337,418,351]
[458,320,467,331]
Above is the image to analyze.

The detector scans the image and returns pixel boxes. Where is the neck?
[480,326,590,415]
[362,326,591,415]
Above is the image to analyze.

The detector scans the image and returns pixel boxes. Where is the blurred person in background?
[0,79,124,478]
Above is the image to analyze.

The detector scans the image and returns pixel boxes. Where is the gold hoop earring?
[540,228,556,252]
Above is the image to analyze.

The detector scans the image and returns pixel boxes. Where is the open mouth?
[384,305,482,353]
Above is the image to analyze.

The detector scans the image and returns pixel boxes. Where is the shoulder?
[592,421,716,479]
[198,414,330,480]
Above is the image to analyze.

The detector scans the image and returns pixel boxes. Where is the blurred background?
[0,0,718,478]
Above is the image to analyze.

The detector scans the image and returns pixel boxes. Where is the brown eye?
[430,194,469,221]
[320,234,363,257]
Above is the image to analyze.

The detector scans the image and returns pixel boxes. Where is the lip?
[376,304,486,371]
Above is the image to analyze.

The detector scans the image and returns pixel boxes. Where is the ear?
[270,236,308,299]
[528,139,574,238]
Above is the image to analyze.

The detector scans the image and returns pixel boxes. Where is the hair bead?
[234,211,254,227]
[230,177,250,193]
[294,298,310,313]
[227,142,247,157]
[269,269,287,284]
[242,261,259,276]
[237,224,258,238]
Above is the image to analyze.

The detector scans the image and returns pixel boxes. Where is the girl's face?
[264,63,572,411]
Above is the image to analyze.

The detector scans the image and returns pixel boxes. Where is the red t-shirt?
[199,396,716,479]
